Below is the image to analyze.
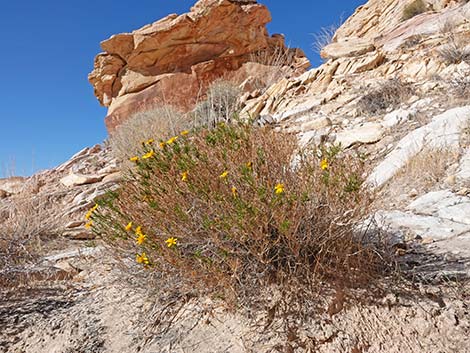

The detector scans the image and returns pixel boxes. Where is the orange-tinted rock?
[89,0,309,131]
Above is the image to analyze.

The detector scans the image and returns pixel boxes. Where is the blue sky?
[0,0,364,177]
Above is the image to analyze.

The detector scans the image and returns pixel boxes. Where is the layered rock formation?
[89,0,309,131]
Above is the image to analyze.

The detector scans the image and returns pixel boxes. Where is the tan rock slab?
[60,173,104,187]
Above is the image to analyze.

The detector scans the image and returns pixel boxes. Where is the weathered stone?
[65,220,84,229]
[376,210,470,241]
[62,228,95,240]
[321,37,375,59]
[382,108,415,128]
[60,173,104,187]
[456,149,470,181]
[0,177,26,194]
[335,122,384,148]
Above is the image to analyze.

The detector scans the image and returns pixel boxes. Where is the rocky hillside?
[1,0,470,352]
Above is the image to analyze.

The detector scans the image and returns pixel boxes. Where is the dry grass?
[438,42,470,65]
[450,72,470,100]
[0,195,63,269]
[379,148,458,210]
[249,46,299,91]
[192,80,241,127]
[312,23,340,57]
[357,79,414,116]
[92,122,396,334]
[109,106,189,164]
[399,149,456,188]
[402,0,427,21]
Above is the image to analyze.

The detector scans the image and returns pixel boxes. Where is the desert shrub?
[438,41,470,65]
[357,79,414,115]
[91,122,394,328]
[402,0,427,21]
[450,72,470,99]
[0,196,62,269]
[192,80,241,127]
[109,106,188,163]
[249,46,301,91]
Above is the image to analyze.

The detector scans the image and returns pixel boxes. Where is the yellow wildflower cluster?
[124,220,178,262]
[84,204,98,229]
[130,131,190,163]
[136,252,150,265]
[320,158,329,171]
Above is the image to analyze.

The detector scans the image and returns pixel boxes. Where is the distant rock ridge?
[89,0,309,131]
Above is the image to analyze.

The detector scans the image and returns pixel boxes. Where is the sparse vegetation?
[192,80,241,128]
[0,195,63,272]
[312,23,340,57]
[438,36,470,65]
[357,79,414,115]
[249,46,300,92]
[399,148,457,189]
[450,71,470,99]
[402,0,427,21]
[109,106,188,164]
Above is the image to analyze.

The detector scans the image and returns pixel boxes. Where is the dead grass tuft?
[357,79,414,116]
[109,106,189,164]
[312,23,341,57]
[192,80,241,127]
[249,46,299,92]
[0,195,63,269]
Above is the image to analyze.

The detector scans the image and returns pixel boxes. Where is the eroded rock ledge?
[89,0,309,131]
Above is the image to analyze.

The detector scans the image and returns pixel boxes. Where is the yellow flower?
[129,156,139,162]
[85,221,93,229]
[181,171,188,182]
[125,222,133,231]
[167,136,178,144]
[145,138,154,145]
[142,150,155,159]
[231,186,238,198]
[136,252,149,264]
[136,233,147,245]
[159,141,166,149]
[320,158,329,170]
[135,226,143,236]
[165,237,177,248]
[274,183,284,195]
[180,130,189,136]
[85,204,98,220]
[219,171,229,179]
[245,161,252,170]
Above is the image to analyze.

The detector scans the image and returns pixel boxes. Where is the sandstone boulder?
[89,0,309,131]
